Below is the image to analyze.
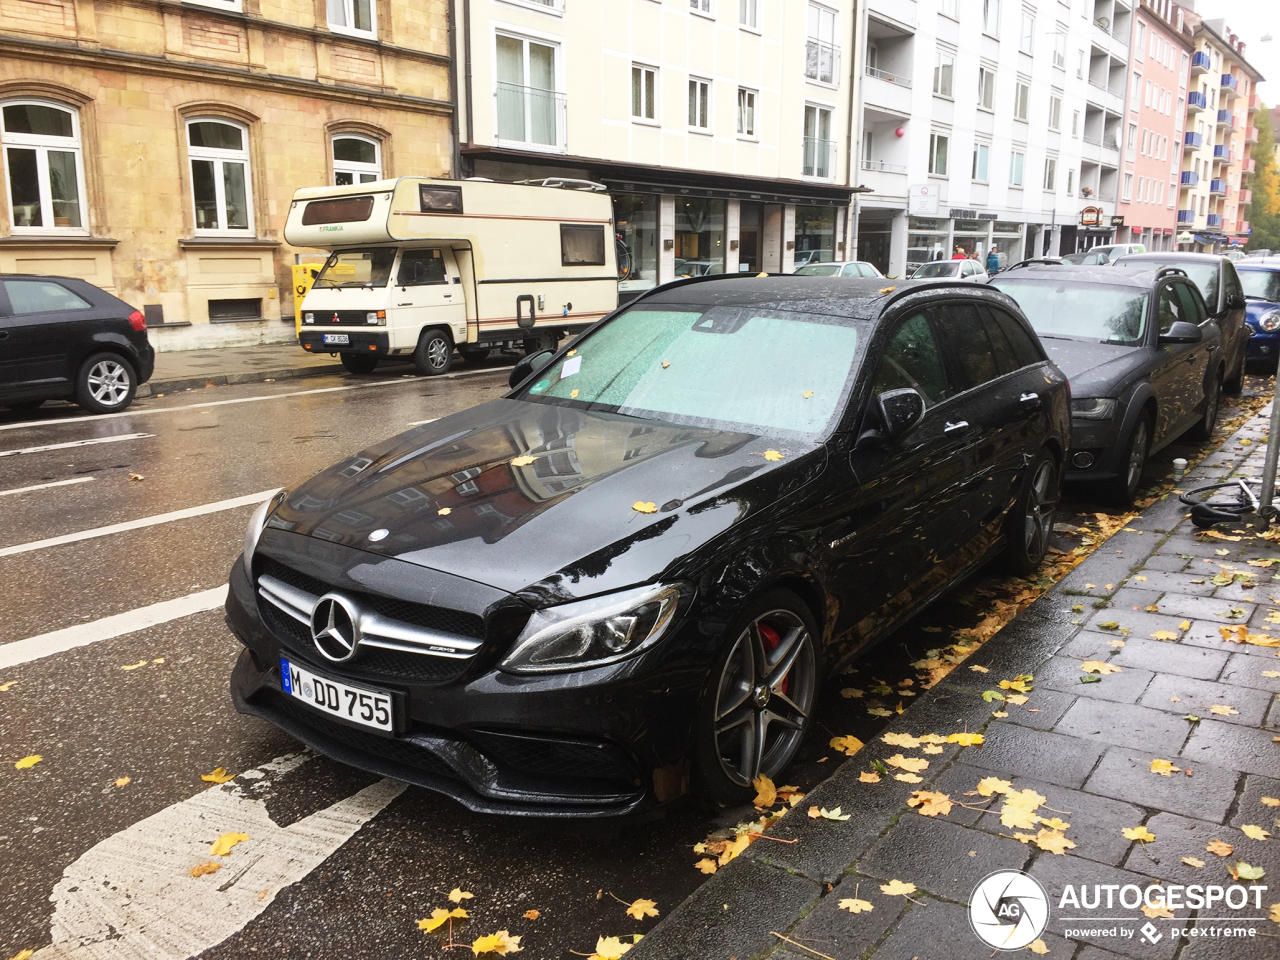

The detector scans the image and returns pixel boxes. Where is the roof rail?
[1005,258,1064,271]
[1154,266,1190,279]
[514,177,608,192]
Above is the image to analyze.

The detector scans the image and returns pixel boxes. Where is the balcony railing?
[1191,51,1211,74]
[1241,189,1254,204]
[805,39,841,85]
[1246,126,1259,143]
[1187,91,1207,111]
[1207,213,1223,227]
[1181,171,1200,186]
[1177,209,1196,224]
[1210,179,1227,195]
[865,65,911,87]
[1184,131,1202,150]
[1240,220,1251,234]
[1213,144,1231,162]
[1243,157,1257,174]
[1216,109,1233,127]
[494,83,567,152]
[1221,73,1238,95]
[862,158,908,174]
[1249,94,1261,112]
[803,137,837,179]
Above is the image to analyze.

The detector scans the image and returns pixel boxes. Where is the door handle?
[944,420,970,433]
[397,302,412,306]
[0,331,8,340]
[1019,392,1040,405]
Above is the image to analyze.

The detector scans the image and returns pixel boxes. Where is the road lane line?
[406,418,439,425]
[0,489,276,559]
[0,585,228,669]
[0,477,94,497]
[0,433,153,457]
[0,365,508,432]
[33,753,405,959]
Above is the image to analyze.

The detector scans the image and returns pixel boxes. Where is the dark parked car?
[1113,252,1249,393]
[0,274,154,414]
[225,276,1069,815]
[992,265,1223,504]
[1235,259,1280,368]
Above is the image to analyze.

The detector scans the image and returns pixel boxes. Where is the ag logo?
[969,870,1050,950]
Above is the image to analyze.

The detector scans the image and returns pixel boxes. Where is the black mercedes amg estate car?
[225,275,1070,816]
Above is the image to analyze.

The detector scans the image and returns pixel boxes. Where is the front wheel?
[1190,373,1221,442]
[1005,450,1059,575]
[340,353,379,375]
[412,329,454,376]
[1107,414,1151,506]
[1223,345,1246,395]
[75,353,137,414]
[692,590,821,805]
[459,347,491,365]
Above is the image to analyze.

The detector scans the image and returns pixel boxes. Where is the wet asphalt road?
[0,355,1268,960]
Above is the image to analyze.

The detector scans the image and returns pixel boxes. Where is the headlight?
[1259,311,1280,332]
[303,312,315,324]
[366,310,386,325]
[1070,398,1118,420]
[499,583,689,674]
[242,489,286,570]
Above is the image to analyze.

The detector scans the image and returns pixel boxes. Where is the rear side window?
[985,306,1043,368]
[3,279,91,314]
[931,303,1000,390]
[397,249,447,286]
[871,312,952,408]
[1175,282,1207,324]
[561,224,607,266]
[1156,283,1188,334]
[979,309,1021,376]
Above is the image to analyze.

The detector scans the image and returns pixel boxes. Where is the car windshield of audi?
[226,275,1069,816]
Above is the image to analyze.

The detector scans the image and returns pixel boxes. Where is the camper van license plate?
[322,334,350,345]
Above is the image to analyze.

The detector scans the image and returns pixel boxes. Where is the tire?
[1107,413,1152,506]
[523,337,559,357]
[459,347,491,364]
[75,353,137,414]
[1004,449,1060,576]
[340,353,379,375]
[1223,344,1246,395]
[1189,372,1221,442]
[692,589,822,805]
[412,328,454,376]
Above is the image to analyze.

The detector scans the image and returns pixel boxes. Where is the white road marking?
[0,365,507,432]
[0,433,153,457]
[0,489,276,559]
[406,418,439,426]
[0,477,94,497]
[0,586,229,669]
[34,753,406,959]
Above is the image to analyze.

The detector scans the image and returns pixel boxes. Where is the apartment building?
[0,0,453,350]
[453,0,858,300]
[856,0,1098,278]
[1114,0,1190,252]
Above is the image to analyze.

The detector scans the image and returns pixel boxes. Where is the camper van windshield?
[313,248,397,288]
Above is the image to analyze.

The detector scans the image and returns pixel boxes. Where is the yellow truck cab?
[283,177,619,375]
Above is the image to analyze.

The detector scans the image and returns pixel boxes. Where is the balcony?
[1216,109,1233,129]
[1240,220,1251,234]
[1187,91,1207,112]
[1221,73,1238,96]
[1178,209,1196,224]
[1213,144,1231,163]
[1181,170,1200,187]
[803,137,837,179]
[1241,189,1253,205]
[1184,131,1203,150]
[1210,179,1227,196]
[1242,157,1256,174]
[1248,93,1261,113]
[863,68,913,116]
[1207,213,1224,227]
[1191,51,1211,74]
[860,160,908,197]
[1246,126,1259,143]
[867,0,917,30]
[805,39,841,86]
[494,83,567,153]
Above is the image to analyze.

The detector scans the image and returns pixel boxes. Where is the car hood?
[267,398,825,603]
[1040,337,1146,396]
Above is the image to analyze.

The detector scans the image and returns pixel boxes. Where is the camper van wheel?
[523,337,560,356]
[413,328,454,376]
[340,353,379,375]
[459,346,491,365]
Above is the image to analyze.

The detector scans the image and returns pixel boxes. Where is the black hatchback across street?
[225,275,1070,815]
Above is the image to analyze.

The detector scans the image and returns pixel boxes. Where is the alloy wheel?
[87,360,131,407]
[426,337,451,370]
[1203,381,1219,433]
[1126,419,1149,493]
[712,609,816,787]
[1023,459,1058,561]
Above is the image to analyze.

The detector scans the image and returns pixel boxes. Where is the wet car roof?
[1117,252,1226,263]
[995,265,1173,288]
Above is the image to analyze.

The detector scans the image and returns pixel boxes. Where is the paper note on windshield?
[561,356,582,378]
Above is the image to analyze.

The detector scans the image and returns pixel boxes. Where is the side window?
[988,307,1043,368]
[1175,282,1207,325]
[979,308,1021,375]
[1156,282,1185,334]
[931,303,1001,389]
[561,224,607,266]
[3,279,91,314]
[1223,261,1243,302]
[397,249,447,286]
[871,312,952,408]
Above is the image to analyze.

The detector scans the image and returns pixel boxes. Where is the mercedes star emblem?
[310,593,362,662]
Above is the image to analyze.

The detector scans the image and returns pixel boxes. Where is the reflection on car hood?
[268,399,825,602]
[1246,300,1280,325]
[1040,338,1144,393]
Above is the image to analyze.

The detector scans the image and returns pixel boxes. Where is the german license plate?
[322,334,350,344]
[280,658,393,732]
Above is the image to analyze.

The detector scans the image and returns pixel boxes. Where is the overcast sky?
[1191,0,1279,103]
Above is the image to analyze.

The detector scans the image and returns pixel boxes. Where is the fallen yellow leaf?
[1081,660,1122,675]
[114,776,131,788]
[8,950,35,960]
[1209,704,1240,716]
[14,755,41,770]
[522,910,540,920]
[1207,839,1234,857]
[120,660,148,671]
[817,806,851,821]
[969,665,990,674]
[419,907,469,932]
[867,706,893,717]
[922,744,944,755]
[1180,621,1191,630]
[885,753,929,773]
[829,735,864,756]
[802,390,814,399]
[631,501,657,514]
[1034,829,1076,855]
[209,832,250,857]
[190,862,222,878]
[882,732,921,748]
[200,767,235,784]
[1005,694,1029,705]
[1270,902,1280,924]
[1123,825,1156,843]
[752,774,777,808]
[1151,631,1178,641]
[839,897,874,914]
[907,790,953,817]
[1142,902,1175,919]
[450,888,475,903]
[472,930,522,955]
[893,773,923,783]
[879,879,917,896]
[1263,672,1280,680]
[1150,759,1181,776]
[438,507,452,516]
[1260,797,1280,807]
[1242,825,1271,842]
[588,936,631,960]
[625,898,658,920]
[976,777,1012,797]
[947,732,984,746]
[858,771,881,783]
[0,680,19,691]
[661,361,670,369]
[509,455,537,467]
[694,858,717,874]
[570,389,579,399]
[840,687,864,698]
[1182,856,1206,868]
[1028,940,1049,955]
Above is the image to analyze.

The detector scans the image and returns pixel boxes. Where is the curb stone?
[135,361,343,398]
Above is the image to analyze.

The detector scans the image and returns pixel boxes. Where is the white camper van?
[284,177,619,375]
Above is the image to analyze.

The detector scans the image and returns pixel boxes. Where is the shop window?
[614,193,659,293]
[674,198,725,276]
[187,118,253,235]
[795,205,836,266]
[327,0,375,39]
[1,100,87,233]
[332,135,381,185]
[632,65,657,121]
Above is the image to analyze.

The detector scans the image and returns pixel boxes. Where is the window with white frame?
[1127,122,1136,149]
[737,88,756,137]
[983,0,1000,36]
[972,142,990,182]
[327,0,375,38]
[928,132,949,176]
[1136,21,1146,59]
[1072,110,1080,136]
[933,49,955,98]
[803,104,834,177]
[1053,29,1066,68]
[690,0,712,14]
[805,4,839,85]
[688,77,710,130]
[1123,173,1133,201]
[1009,149,1025,186]
[1067,167,1075,196]
[1013,80,1029,120]
[332,135,381,185]
[1131,72,1142,111]
[1043,156,1057,191]
[187,118,252,234]
[1,100,86,232]
[1077,49,1085,79]
[632,64,657,121]
[978,67,996,110]
[940,0,957,18]
[496,33,563,150]
[739,0,757,28]
[1020,12,1034,54]
[1048,94,1061,130]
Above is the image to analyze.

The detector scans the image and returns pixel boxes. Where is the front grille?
[469,730,640,785]
[311,310,371,324]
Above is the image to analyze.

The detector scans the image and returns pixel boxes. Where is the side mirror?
[1159,321,1203,344]
[877,388,926,440]
[1225,294,1246,311]
[509,350,554,389]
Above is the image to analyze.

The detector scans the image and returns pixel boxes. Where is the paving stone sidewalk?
[634,408,1280,960]
[137,341,343,396]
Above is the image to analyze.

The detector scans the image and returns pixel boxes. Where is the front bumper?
[1246,328,1280,363]
[1063,417,1125,482]
[298,330,390,355]
[224,554,703,816]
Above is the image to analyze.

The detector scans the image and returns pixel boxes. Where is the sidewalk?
[635,409,1280,960]
[138,342,343,397]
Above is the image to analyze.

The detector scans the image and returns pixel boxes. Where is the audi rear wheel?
[75,353,136,414]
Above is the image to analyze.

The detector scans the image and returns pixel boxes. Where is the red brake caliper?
[757,622,790,696]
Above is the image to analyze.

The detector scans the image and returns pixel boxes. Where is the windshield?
[1123,258,1219,307]
[794,263,842,276]
[313,248,397,288]
[913,262,959,278]
[516,305,863,439]
[1239,270,1280,302]
[992,279,1149,345]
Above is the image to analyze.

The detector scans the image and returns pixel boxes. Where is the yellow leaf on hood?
[1242,825,1271,841]
[588,936,631,960]
[1081,661,1121,675]
[472,930,522,955]
[907,790,953,817]
[763,450,784,461]
[189,862,222,878]
[210,832,250,857]
[14,755,41,770]
[839,897,874,914]
[625,898,658,920]
[1150,759,1181,776]
[509,455,537,467]
[631,501,657,514]
[752,774,777,808]
[200,767,235,783]
[879,879,917,896]
[1122,825,1156,843]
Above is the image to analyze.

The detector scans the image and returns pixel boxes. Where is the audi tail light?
[128,310,147,332]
